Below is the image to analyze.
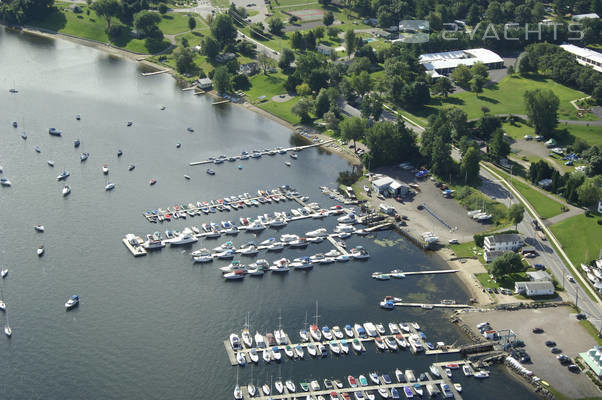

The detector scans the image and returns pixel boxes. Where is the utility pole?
[576,286,579,310]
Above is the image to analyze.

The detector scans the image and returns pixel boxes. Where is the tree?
[323,111,339,131]
[304,31,316,50]
[352,70,371,96]
[488,129,511,160]
[318,0,331,5]
[188,16,196,31]
[507,65,515,75]
[524,89,560,137]
[432,77,453,97]
[211,14,237,47]
[365,120,419,168]
[201,36,220,60]
[577,177,602,208]
[174,47,196,74]
[485,1,503,23]
[232,74,251,91]
[508,204,525,229]
[450,64,471,88]
[291,31,305,50]
[340,117,365,150]
[490,252,525,278]
[466,4,481,26]
[257,53,275,74]
[470,62,489,80]
[296,83,312,96]
[267,17,284,35]
[470,75,487,95]
[344,29,356,59]
[213,67,232,94]
[593,83,602,105]
[361,93,383,120]
[461,147,481,186]
[327,26,340,39]
[158,2,168,14]
[477,115,501,139]
[92,0,120,31]
[314,26,325,40]
[314,89,330,118]
[278,48,295,72]
[134,10,162,37]
[292,98,313,122]
[323,11,334,26]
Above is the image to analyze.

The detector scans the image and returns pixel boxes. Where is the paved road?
[468,114,602,126]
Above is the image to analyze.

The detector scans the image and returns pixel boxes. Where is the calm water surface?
[0,27,536,399]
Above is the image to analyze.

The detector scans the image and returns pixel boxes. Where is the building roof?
[419,48,503,71]
[581,346,602,376]
[372,177,393,187]
[527,270,552,281]
[572,13,600,20]
[485,233,521,243]
[389,180,406,190]
[560,44,602,64]
[198,78,212,85]
[524,281,554,291]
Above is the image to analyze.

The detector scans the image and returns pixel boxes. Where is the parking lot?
[461,307,601,398]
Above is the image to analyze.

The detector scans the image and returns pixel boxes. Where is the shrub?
[158,3,168,14]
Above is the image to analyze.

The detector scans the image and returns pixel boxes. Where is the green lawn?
[503,121,602,147]
[449,242,480,258]
[158,12,197,35]
[409,75,594,122]
[579,320,602,346]
[475,272,527,290]
[551,213,602,267]
[492,166,564,219]
[33,4,109,42]
[247,73,301,124]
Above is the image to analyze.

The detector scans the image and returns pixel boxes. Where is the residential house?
[526,270,552,282]
[483,234,523,253]
[216,52,236,63]
[514,281,554,296]
[316,44,333,56]
[239,62,259,75]
[197,78,213,89]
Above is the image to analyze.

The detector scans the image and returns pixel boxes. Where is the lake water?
[0,27,536,399]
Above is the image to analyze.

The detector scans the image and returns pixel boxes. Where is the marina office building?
[419,48,505,77]
[560,44,602,73]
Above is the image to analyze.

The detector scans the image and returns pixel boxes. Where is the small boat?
[80,152,89,162]
[412,384,423,396]
[233,384,242,400]
[176,143,181,148]
[0,300,5,311]
[149,179,157,185]
[358,375,368,387]
[290,152,298,159]
[285,162,291,166]
[236,352,246,366]
[47,160,54,167]
[310,380,320,391]
[474,370,490,379]
[184,175,191,180]
[262,383,270,395]
[34,225,45,232]
[127,121,133,127]
[102,164,109,174]
[285,380,296,393]
[105,182,115,191]
[274,380,284,394]
[34,146,41,153]
[74,139,80,148]
[62,185,71,196]
[76,114,81,120]
[453,383,462,393]
[403,386,414,398]
[12,121,17,128]
[0,178,12,187]
[300,382,309,392]
[445,368,452,377]
[247,383,256,397]
[65,295,79,310]
[4,323,12,337]
[1,269,7,279]
[21,131,27,140]
[395,369,405,383]
[207,169,215,175]
[56,170,70,181]
[248,348,259,363]
[429,365,441,377]
[48,128,62,136]
[117,150,123,157]
[348,375,357,388]
[37,245,45,256]
[462,365,472,376]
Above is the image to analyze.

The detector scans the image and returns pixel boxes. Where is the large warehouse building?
[560,44,602,73]
[419,48,505,77]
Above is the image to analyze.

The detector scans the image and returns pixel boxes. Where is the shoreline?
[5,24,363,166]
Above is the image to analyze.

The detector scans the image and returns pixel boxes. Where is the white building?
[514,281,555,296]
[419,48,504,77]
[483,234,523,253]
[560,44,602,73]
[197,78,212,89]
[526,270,552,282]
[572,13,600,21]
[580,345,602,377]
[598,199,602,213]
[371,176,409,196]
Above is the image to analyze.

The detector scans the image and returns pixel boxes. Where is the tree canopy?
[524,88,560,137]
[490,252,526,278]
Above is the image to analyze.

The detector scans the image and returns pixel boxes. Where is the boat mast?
[304,311,308,331]
[313,300,320,327]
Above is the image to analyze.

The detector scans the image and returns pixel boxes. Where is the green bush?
[158,3,168,14]
[145,37,168,54]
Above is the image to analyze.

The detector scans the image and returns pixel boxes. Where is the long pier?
[224,322,459,366]
[374,269,459,278]
[188,140,335,166]
[325,235,349,255]
[141,70,168,76]
[393,302,473,309]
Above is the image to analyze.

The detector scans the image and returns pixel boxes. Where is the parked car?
[568,364,581,373]
[534,264,546,270]
[567,275,575,283]
[532,327,544,334]
[545,340,557,347]
[448,239,459,244]
[576,313,587,320]
[551,347,562,354]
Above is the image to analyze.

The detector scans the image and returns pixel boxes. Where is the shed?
[388,180,409,196]
[372,177,393,194]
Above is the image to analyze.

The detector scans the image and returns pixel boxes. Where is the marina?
[188,140,335,166]
[223,320,461,366]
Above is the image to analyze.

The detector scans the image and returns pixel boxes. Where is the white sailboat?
[233,369,242,400]
[241,312,253,348]
[4,310,12,337]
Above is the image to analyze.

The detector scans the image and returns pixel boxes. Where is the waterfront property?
[483,234,523,262]
[514,281,554,296]
[370,175,410,197]
[419,48,504,77]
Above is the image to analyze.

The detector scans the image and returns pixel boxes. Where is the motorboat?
[245,221,265,232]
[269,258,290,272]
[229,333,242,350]
[285,380,296,393]
[1,269,8,279]
[34,146,41,153]
[307,343,317,357]
[274,380,284,394]
[247,383,256,397]
[378,388,390,398]
[21,131,27,140]
[62,185,71,196]
[128,164,135,171]
[462,365,473,376]
[34,224,45,232]
[290,152,298,159]
[388,322,400,334]
[405,370,416,382]
[37,245,45,256]
[169,229,198,245]
[262,383,270,395]
[380,299,395,309]
[412,384,423,396]
[363,322,377,337]
[104,182,115,191]
[310,325,322,341]
[403,386,414,398]
[474,370,489,379]
[80,152,89,162]
[176,143,181,148]
[75,114,81,120]
[354,324,367,338]
[48,127,62,136]
[390,388,400,399]
[56,170,70,181]
[291,258,313,270]
[149,179,157,186]
[374,337,386,350]
[74,139,80,147]
[348,375,357,388]
[365,391,376,400]
[339,339,349,354]
[358,375,368,387]
[351,338,362,352]
[271,346,281,361]
[440,383,453,398]
[384,336,398,350]
[47,160,55,167]
[321,326,333,340]
[429,365,441,377]
[375,324,385,335]
[102,164,109,174]
[329,340,340,354]
[400,323,410,333]
[344,325,354,337]
[206,169,215,175]
[127,121,133,127]
[117,150,123,157]
[351,246,370,259]
[0,300,5,311]
[236,352,246,366]
[294,345,304,358]
[369,372,380,385]
[310,380,320,391]
[254,332,265,348]
[283,345,294,358]
[454,383,462,393]
[4,324,12,337]
[65,295,79,310]
[239,244,258,255]
[332,326,344,339]
[269,218,287,228]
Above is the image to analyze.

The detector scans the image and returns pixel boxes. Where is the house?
[316,44,332,56]
[526,270,552,282]
[484,250,506,263]
[197,78,213,89]
[580,345,602,377]
[572,13,600,21]
[371,176,409,196]
[514,281,554,296]
[419,48,504,77]
[483,234,523,253]
[239,62,259,75]
[215,52,236,63]
[363,18,378,26]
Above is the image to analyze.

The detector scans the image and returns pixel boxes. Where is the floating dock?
[374,269,459,278]
[188,140,335,166]
[212,99,230,105]
[122,236,147,257]
[392,302,473,309]
[141,70,168,76]
[224,322,460,366]
[325,235,349,256]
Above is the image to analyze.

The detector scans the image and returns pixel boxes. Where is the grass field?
[247,73,301,124]
[492,166,564,219]
[503,121,602,146]
[475,272,527,290]
[551,213,602,267]
[158,12,199,35]
[406,75,594,122]
[449,242,480,258]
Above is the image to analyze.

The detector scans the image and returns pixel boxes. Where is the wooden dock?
[325,235,349,255]
[141,70,168,76]
[374,269,459,278]
[393,302,473,309]
[188,140,335,166]
[182,86,196,91]
[122,237,147,257]
[212,99,230,105]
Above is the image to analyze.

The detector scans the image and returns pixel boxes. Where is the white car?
[448,239,459,244]
[567,275,575,283]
